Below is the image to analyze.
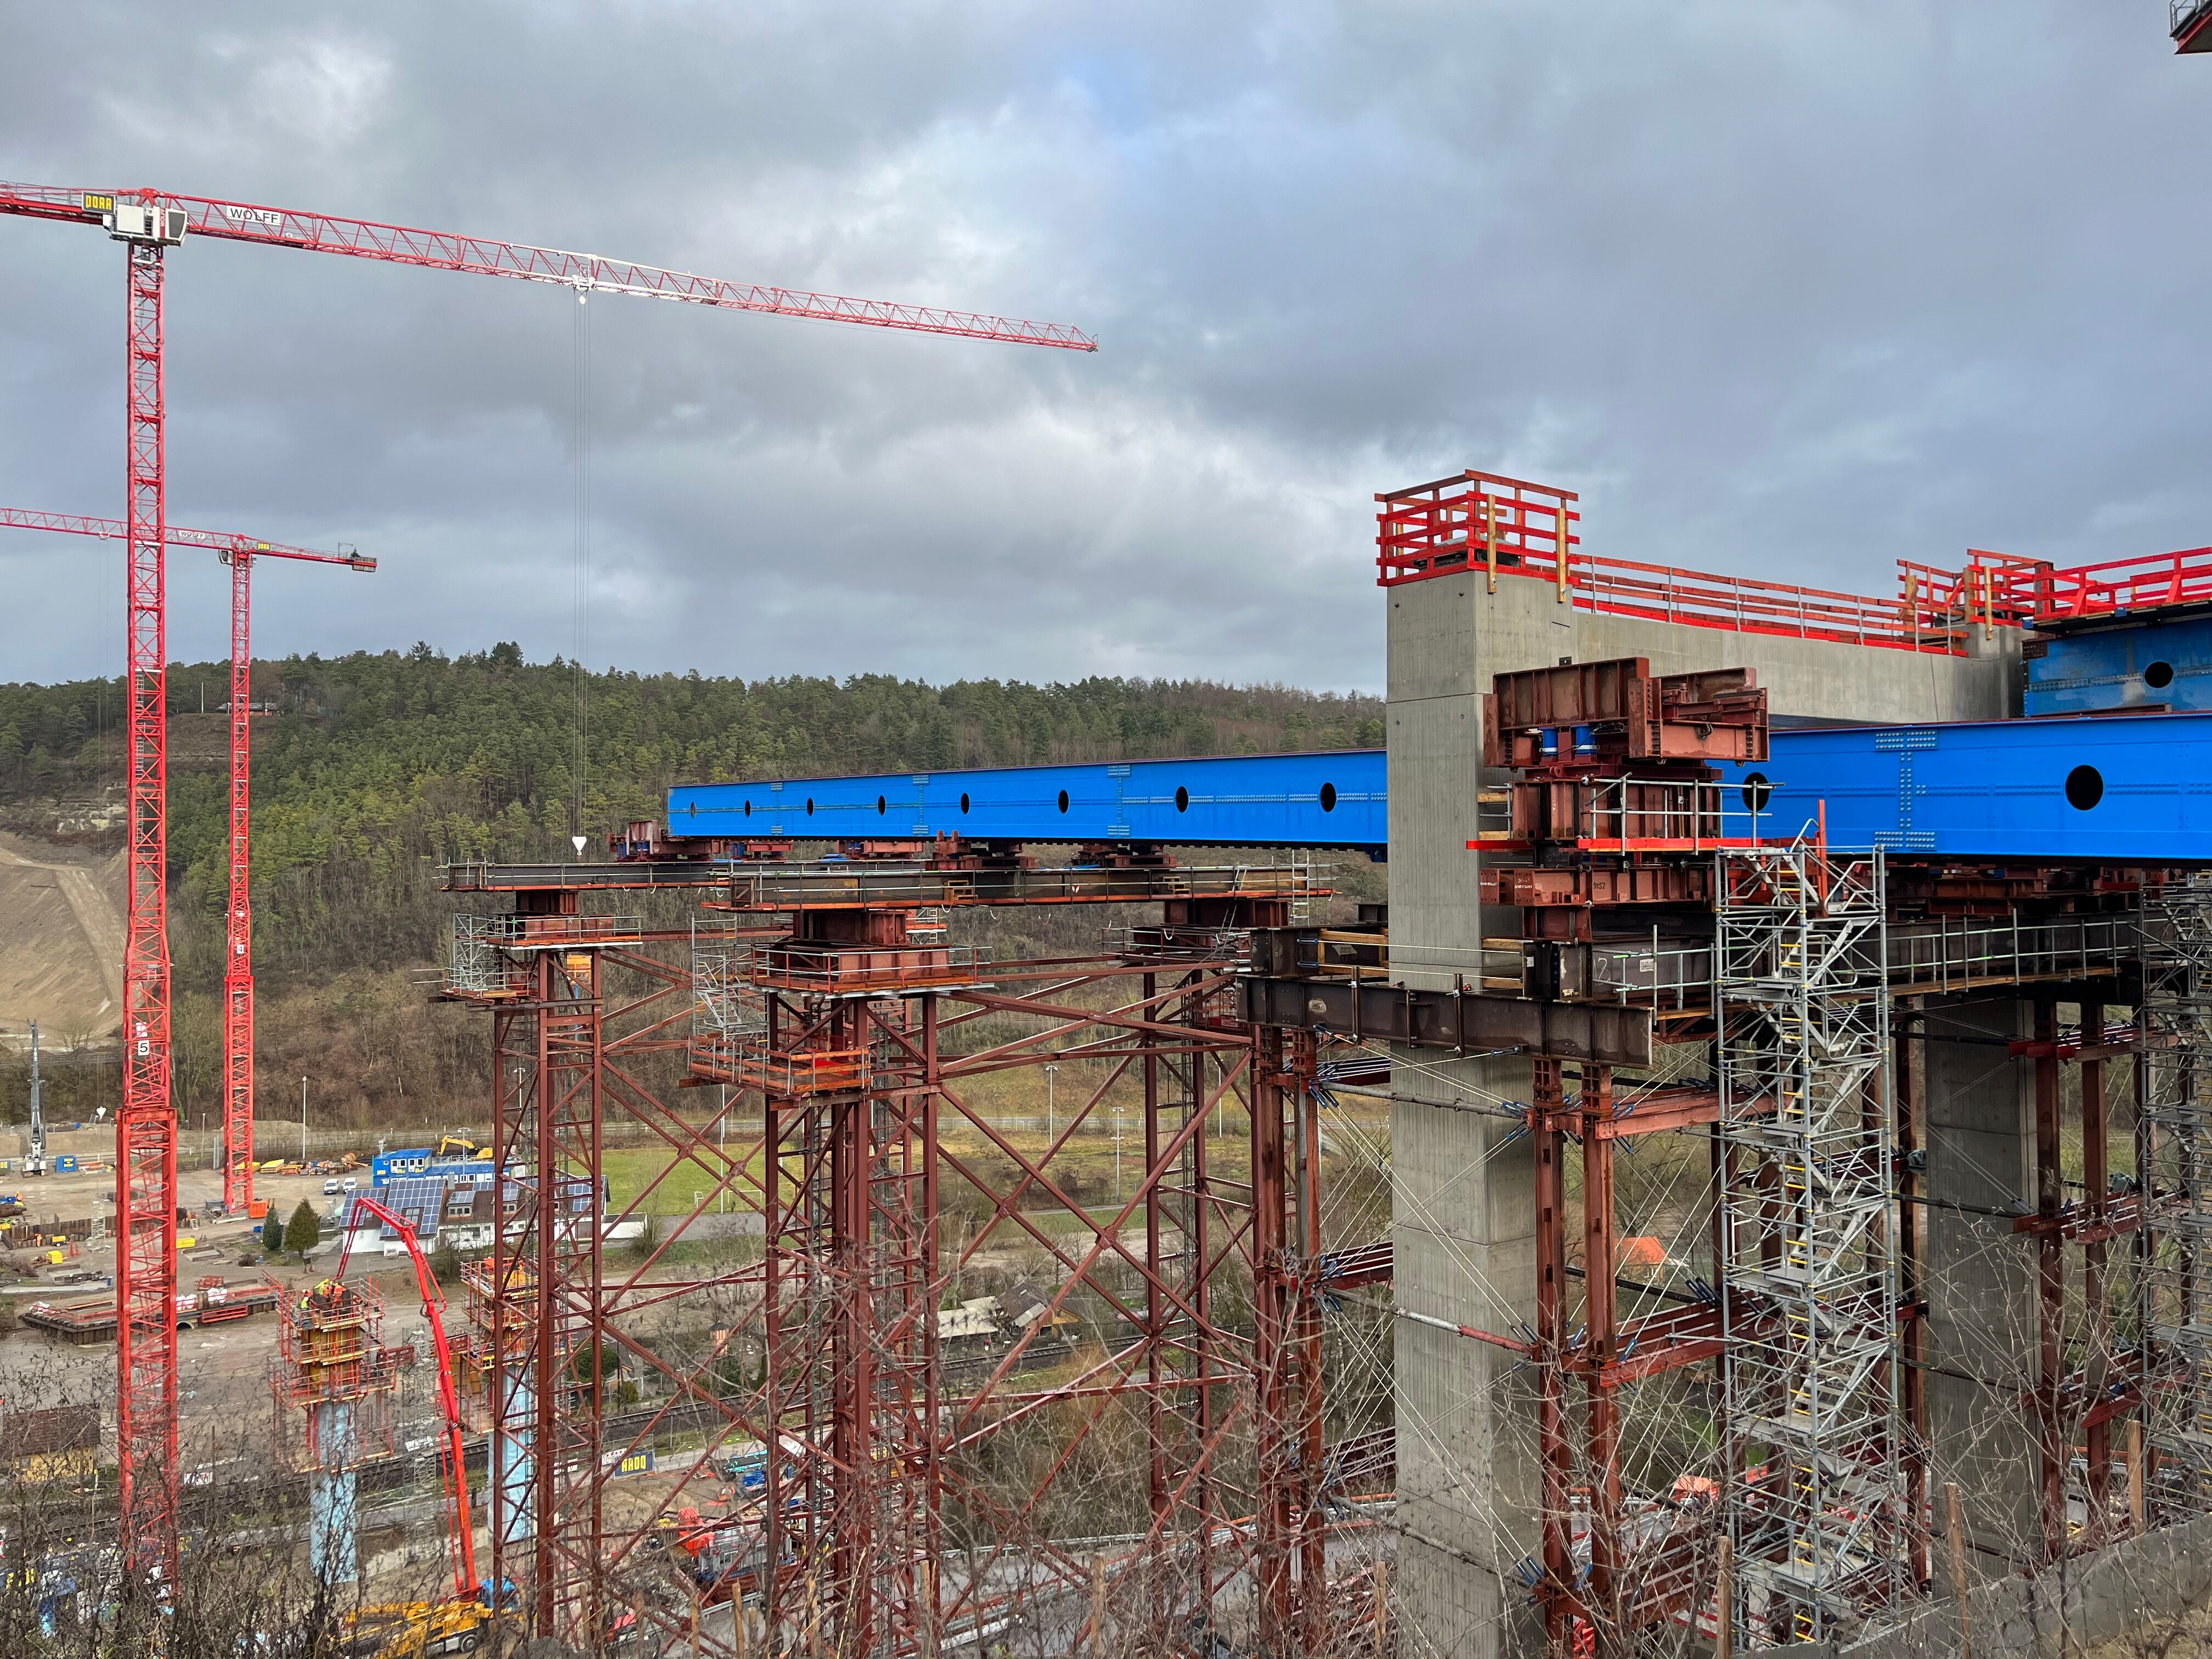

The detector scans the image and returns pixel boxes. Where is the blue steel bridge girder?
[660,707,2212,865]
[664,751,1389,854]
[1709,709,2212,865]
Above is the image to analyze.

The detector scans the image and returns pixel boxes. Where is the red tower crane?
[0,178,1093,1577]
[0,507,372,1217]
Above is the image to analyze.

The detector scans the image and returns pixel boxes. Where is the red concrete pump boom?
[338,1194,478,1602]
[0,508,372,1220]
[0,176,1090,1577]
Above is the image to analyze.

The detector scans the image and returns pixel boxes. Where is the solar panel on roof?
[376,1176,445,1241]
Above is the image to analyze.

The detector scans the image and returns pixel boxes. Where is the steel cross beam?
[0,507,372,1215]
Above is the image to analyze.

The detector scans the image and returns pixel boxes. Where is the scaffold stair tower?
[1716,841,1909,1643]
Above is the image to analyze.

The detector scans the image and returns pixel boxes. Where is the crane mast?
[224,552,250,1216]
[117,224,177,1567]
[0,507,373,1216]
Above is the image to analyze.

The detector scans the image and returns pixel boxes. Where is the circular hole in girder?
[742,801,751,818]
[877,794,887,815]
[2146,661,2175,690]
[1058,789,1070,813]
[1740,772,1772,813]
[2065,765,2103,810]
[1320,782,1338,812]
[960,793,970,814]
[1175,787,1189,812]
[805,798,814,816]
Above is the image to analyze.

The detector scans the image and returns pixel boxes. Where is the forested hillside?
[0,645,1381,1127]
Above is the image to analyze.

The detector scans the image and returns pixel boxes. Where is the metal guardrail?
[1991,541,2212,622]
[445,911,647,996]
[1338,909,2134,1012]
[1376,471,1968,656]
[1486,774,1786,851]
[748,943,992,992]
[1102,922,1252,961]
[687,1035,872,1096]
[721,860,1319,912]
[462,912,644,949]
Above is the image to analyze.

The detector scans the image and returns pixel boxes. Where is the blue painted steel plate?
[1724,712,2212,862]
[669,712,2212,863]
[667,751,1387,852]
[2027,617,2212,716]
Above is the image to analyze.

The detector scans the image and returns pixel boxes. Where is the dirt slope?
[0,833,125,1040]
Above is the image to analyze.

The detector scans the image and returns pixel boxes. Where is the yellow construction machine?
[338,1587,508,1657]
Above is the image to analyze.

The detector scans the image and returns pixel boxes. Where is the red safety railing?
[1985,544,2212,624]
[1376,471,1999,656]
[1378,470,1582,596]
[749,943,990,993]
[1568,552,1948,651]
[1899,552,2038,641]
[688,1040,872,1097]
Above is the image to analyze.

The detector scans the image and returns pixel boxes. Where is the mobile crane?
[24,1020,44,1178]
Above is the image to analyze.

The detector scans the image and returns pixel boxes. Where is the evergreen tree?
[428,1235,462,1284]
[0,648,1383,988]
[261,1207,283,1255]
[0,648,1385,1130]
[284,1199,320,1259]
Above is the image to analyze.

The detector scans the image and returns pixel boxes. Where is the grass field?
[601,1143,764,1217]
[589,1087,1392,1234]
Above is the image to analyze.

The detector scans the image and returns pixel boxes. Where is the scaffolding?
[275,1277,400,1465]
[2142,871,2212,1518]
[276,1276,403,1587]
[450,912,647,997]
[448,913,519,999]
[1716,842,1908,1643]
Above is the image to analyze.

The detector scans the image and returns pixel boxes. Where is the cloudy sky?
[0,3,2202,693]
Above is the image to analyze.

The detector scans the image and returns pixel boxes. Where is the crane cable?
[572,287,591,856]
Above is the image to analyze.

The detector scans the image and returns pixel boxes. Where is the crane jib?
[0,182,1101,349]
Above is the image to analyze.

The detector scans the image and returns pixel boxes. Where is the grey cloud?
[1,1,2205,694]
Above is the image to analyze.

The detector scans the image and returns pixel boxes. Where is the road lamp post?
[1043,1062,1059,1143]
[300,1075,308,1164]
[1113,1106,1125,1201]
